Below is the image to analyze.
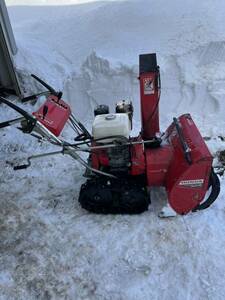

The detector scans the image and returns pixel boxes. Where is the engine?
[91,100,133,173]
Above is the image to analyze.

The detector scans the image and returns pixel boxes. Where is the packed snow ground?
[1,0,225,299]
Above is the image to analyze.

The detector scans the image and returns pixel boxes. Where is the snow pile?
[7,0,225,134]
[0,0,225,299]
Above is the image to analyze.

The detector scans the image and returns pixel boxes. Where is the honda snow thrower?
[0,53,220,217]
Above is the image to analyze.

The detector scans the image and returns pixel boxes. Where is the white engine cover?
[92,113,131,143]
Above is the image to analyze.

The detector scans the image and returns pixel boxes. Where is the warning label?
[144,77,154,95]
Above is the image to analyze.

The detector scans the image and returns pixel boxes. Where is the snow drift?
[8,0,225,134]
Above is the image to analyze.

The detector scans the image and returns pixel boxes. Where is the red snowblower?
[0,53,220,217]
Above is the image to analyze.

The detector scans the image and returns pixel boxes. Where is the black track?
[78,177,150,214]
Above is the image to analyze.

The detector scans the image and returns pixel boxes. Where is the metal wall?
[0,0,21,96]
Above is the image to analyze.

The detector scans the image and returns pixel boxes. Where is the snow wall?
[7,0,225,136]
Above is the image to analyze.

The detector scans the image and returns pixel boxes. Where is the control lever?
[31,74,62,100]
[21,91,50,103]
[14,162,31,170]
[42,105,48,120]
[173,117,192,164]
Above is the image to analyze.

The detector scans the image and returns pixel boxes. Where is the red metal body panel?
[130,136,146,176]
[91,151,100,170]
[92,137,146,175]
[139,72,160,139]
[165,114,213,214]
[33,95,71,136]
[145,145,173,186]
[91,142,109,169]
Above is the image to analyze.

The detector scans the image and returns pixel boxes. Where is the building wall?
[0,0,21,96]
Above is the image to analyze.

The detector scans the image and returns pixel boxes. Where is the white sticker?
[37,114,53,125]
[144,78,154,95]
[179,179,204,188]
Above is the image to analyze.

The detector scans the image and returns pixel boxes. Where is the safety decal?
[144,77,154,95]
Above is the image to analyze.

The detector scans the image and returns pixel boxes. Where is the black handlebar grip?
[14,164,29,170]
[21,95,37,103]
[0,121,10,128]
[31,74,58,96]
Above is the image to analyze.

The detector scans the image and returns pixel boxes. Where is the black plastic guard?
[139,53,158,74]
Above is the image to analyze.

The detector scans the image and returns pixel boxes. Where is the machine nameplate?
[179,179,204,188]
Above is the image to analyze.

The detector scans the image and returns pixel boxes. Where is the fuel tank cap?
[105,114,116,121]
